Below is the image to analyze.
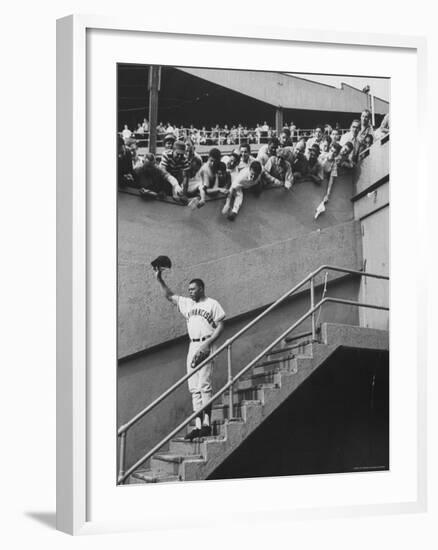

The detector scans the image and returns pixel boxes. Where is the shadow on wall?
[208,347,389,480]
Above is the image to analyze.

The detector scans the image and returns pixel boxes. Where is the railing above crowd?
[119,125,349,149]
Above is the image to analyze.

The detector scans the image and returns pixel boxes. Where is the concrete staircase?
[129,322,389,484]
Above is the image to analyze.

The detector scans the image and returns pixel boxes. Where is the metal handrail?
[118,292,389,484]
[117,265,389,483]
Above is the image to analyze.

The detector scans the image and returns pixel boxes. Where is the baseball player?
[155,270,225,440]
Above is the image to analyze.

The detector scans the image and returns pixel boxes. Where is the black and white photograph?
[116,64,390,486]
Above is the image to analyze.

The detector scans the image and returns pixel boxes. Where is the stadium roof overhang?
[176,67,389,115]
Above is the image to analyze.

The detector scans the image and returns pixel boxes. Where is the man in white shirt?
[340,119,361,161]
[221,160,284,220]
[238,143,257,171]
[306,124,324,154]
[256,137,279,166]
[155,271,225,440]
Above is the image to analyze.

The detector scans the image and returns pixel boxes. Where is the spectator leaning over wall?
[321,141,342,179]
[238,143,257,171]
[359,134,374,160]
[264,148,294,190]
[337,142,356,171]
[184,138,203,195]
[340,119,362,163]
[318,136,332,164]
[256,137,279,167]
[278,130,295,165]
[137,153,185,202]
[305,144,324,185]
[196,148,229,207]
[291,138,309,182]
[221,160,286,221]
[306,123,324,154]
[323,141,355,204]
[160,140,190,194]
[222,151,241,185]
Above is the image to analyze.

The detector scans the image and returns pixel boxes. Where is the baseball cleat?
[227,212,237,221]
[199,425,212,438]
[184,428,201,441]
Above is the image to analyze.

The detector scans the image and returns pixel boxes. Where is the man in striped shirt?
[160,141,190,188]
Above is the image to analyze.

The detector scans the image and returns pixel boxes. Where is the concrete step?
[129,469,180,484]
[283,331,313,344]
[212,418,245,437]
[212,400,263,421]
[266,341,313,361]
[150,453,204,475]
[252,356,288,370]
[222,383,280,405]
[240,369,283,387]
[251,362,287,376]
[250,356,313,382]
[254,350,311,371]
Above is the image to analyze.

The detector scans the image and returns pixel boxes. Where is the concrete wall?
[118,276,361,469]
[353,135,390,194]
[118,173,361,358]
[353,137,390,329]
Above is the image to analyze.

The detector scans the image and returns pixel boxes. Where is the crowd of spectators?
[118,110,389,221]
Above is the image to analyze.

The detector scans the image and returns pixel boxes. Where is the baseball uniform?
[176,296,226,415]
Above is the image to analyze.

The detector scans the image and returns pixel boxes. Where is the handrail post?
[227,344,233,419]
[118,432,127,484]
[310,276,316,341]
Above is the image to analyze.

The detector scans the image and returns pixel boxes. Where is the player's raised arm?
[154,269,178,304]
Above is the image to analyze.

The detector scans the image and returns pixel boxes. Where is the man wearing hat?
[163,133,176,153]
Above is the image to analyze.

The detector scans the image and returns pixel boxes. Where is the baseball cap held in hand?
[151,255,172,270]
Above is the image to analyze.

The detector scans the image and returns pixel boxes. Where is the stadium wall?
[353,137,390,329]
[118,173,362,359]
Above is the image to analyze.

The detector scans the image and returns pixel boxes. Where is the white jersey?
[177,296,225,340]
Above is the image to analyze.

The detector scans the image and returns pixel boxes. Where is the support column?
[275,107,284,134]
[148,65,161,155]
